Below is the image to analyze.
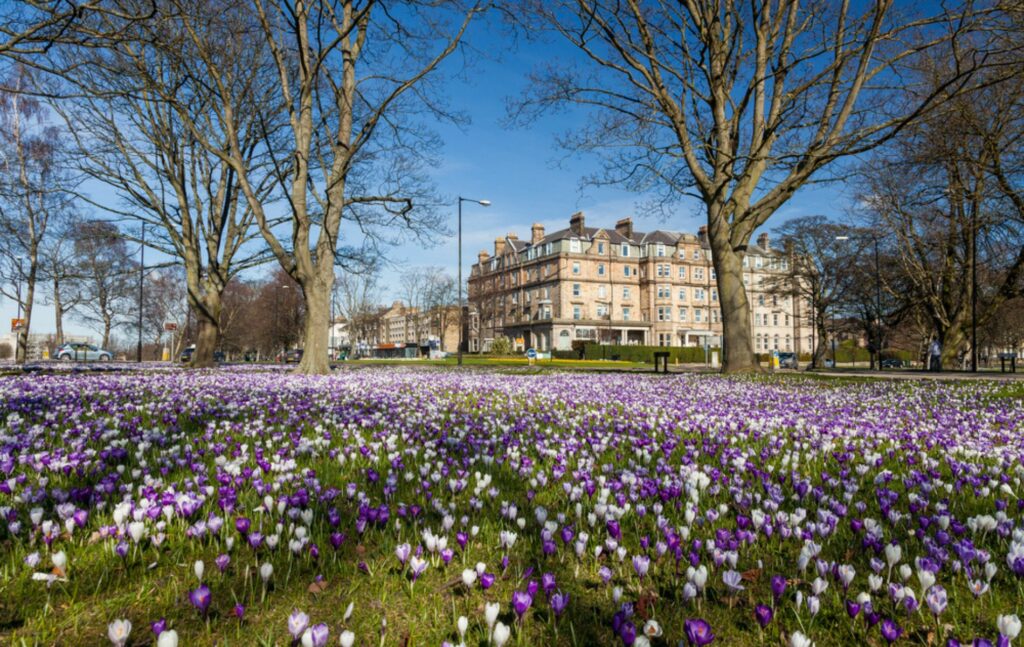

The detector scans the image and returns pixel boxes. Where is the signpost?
[10,318,25,332]
[526,347,537,365]
[163,322,178,332]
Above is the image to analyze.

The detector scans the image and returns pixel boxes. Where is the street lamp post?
[14,257,24,363]
[137,222,146,362]
[971,208,978,372]
[457,196,491,366]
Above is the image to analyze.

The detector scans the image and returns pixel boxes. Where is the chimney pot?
[531,223,545,244]
[757,232,770,250]
[569,211,585,236]
[615,217,633,239]
[698,225,709,244]
[494,237,506,256]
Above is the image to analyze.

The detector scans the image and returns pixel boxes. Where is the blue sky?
[1,10,844,342]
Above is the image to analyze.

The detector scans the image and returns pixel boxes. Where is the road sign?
[10,318,25,332]
[163,322,178,332]
[526,348,537,359]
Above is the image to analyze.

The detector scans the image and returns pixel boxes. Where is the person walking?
[929,338,942,372]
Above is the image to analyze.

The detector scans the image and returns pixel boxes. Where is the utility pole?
[137,223,145,362]
[457,197,491,366]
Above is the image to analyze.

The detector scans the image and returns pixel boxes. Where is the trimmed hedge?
[582,343,713,363]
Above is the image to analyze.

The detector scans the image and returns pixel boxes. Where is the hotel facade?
[466,212,812,354]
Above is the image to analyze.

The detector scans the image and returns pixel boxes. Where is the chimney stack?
[477,250,490,265]
[698,225,708,244]
[569,211,585,236]
[757,232,770,250]
[615,217,633,239]
[531,223,545,244]
[507,232,518,241]
[494,237,506,256]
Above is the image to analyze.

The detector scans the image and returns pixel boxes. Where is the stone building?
[467,212,811,354]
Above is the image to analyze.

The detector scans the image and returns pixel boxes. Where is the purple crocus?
[480,572,496,590]
[215,553,230,573]
[307,622,329,647]
[395,543,411,565]
[754,604,773,628]
[846,599,861,619]
[632,555,650,579]
[926,585,948,617]
[880,618,903,643]
[550,591,570,617]
[511,590,533,618]
[542,572,557,596]
[287,609,310,639]
[770,574,787,602]
[683,618,715,646]
[235,517,251,534]
[150,618,167,636]
[189,584,211,616]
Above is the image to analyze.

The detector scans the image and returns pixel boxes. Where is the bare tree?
[766,216,860,369]
[858,49,1024,366]
[515,1,996,372]
[141,268,187,358]
[334,267,382,354]
[72,220,135,348]
[38,1,282,368]
[0,2,154,58]
[0,66,75,362]
[38,209,87,345]
[142,0,484,374]
[421,267,457,350]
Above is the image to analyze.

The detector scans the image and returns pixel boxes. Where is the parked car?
[179,345,225,363]
[55,342,112,362]
[777,352,798,369]
[283,349,303,363]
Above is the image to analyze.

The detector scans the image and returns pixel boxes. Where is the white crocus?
[492,621,511,647]
[157,630,179,647]
[998,614,1022,640]
[107,619,131,647]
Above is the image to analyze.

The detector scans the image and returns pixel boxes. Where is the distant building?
[467,212,811,354]
[372,301,460,358]
[328,316,350,357]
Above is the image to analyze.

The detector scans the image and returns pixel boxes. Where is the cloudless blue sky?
[2,9,845,343]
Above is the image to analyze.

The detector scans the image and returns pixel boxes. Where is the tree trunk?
[53,277,64,346]
[16,264,37,364]
[708,227,758,373]
[814,315,829,369]
[296,274,331,375]
[939,320,969,369]
[191,291,223,368]
[101,318,111,350]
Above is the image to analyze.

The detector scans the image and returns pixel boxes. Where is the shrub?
[0,342,11,359]
[582,343,710,363]
[488,336,513,356]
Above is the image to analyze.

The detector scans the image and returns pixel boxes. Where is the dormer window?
[569,238,581,253]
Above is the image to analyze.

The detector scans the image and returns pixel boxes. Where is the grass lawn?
[0,368,1022,646]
